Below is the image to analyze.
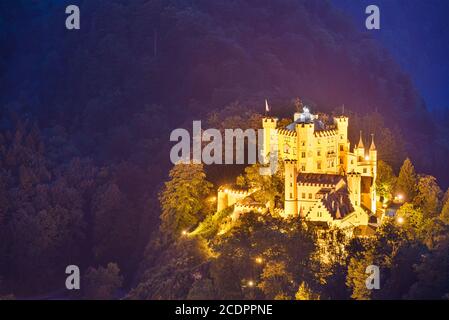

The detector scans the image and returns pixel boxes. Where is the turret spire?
[358,131,365,149]
[370,133,376,151]
[265,99,270,115]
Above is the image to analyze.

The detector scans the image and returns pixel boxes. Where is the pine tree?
[258,261,293,299]
[346,256,373,300]
[376,160,397,200]
[295,282,320,300]
[413,175,441,218]
[159,164,212,241]
[396,158,417,202]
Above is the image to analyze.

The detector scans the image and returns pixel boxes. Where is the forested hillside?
[1,0,448,298]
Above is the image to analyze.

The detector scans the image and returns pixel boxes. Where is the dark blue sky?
[334,0,449,111]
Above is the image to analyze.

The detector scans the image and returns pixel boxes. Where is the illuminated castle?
[217,105,377,231]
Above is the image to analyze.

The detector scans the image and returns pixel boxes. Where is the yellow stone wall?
[262,110,377,222]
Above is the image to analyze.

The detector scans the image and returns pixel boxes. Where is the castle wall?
[347,172,361,207]
[217,187,253,212]
[333,207,369,229]
[277,129,297,160]
[306,200,333,222]
[284,160,298,216]
[297,184,329,215]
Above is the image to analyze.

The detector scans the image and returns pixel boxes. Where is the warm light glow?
[397,216,404,224]
[182,230,188,236]
[397,194,404,201]
[247,280,254,287]
[208,196,217,202]
[255,257,263,264]
[365,156,370,161]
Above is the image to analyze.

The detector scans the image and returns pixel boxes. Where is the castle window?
[301,141,306,146]
[351,160,354,165]
[355,201,358,205]
[340,135,344,140]
[289,193,293,198]
[363,168,367,173]
[340,145,344,151]
[301,152,306,158]
[308,193,312,199]
[340,158,343,164]
[290,183,292,187]
[317,162,321,170]
[317,139,321,145]
[317,150,321,156]
[301,164,306,171]
[293,148,296,155]
[302,193,306,199]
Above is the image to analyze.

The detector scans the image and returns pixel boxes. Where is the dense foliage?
[128,156,449,300]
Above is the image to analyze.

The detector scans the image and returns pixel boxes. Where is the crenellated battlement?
[313,129,338,137]
[277,128,297,137]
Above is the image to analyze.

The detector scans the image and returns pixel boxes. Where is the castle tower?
[347,171,362,207]
[369,134,377,212]
[284,160,298,216]
[356,131,365,161]
[217,188,228,212]
[369,134,377,165]
[334,116,349,173]
[334,116,348,144]
[262,117,278,157]
[295,122,314,172]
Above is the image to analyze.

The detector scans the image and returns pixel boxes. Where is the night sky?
[334,0,449,111]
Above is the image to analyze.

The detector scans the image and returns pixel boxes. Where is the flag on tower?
[265,99,270,113]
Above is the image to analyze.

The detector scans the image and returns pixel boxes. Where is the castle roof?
[218,184,254,195]
[320,187,354,219]
[369,134,376,151]
[284,117,336,134]
[358,131,365,148]
[297,173,346,186]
